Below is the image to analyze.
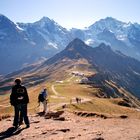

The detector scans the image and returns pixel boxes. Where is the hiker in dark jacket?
[38,88,48,114]
[10,78,30,128]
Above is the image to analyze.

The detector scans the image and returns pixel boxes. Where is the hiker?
[38,88,48,114]
[76,97,79,104]
[10,78,30,129]
[76,97,81,104]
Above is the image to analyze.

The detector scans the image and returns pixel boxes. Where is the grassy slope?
[1,65,140,119]
[50,75,140,118]
[66,98,140,118]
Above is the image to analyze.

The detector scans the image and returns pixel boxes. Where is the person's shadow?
[0,126,25,140]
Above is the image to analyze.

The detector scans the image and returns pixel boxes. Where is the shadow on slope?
[0,127,26,139]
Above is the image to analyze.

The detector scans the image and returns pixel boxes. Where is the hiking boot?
[26,124,30,128]
[19,122,24,126]
[13,125,18,129]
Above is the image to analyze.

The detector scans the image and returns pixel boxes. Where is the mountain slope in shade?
[0,15,71,74]
[41,38,140,98]
[1,38,140,100]
[0,15,38,74]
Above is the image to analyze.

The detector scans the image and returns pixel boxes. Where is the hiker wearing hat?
[10,78,30,129]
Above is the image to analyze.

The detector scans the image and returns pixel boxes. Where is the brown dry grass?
[55,83,99,98]
[1,60,140,119]
[67,98,140,119]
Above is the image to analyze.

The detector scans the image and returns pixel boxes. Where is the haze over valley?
[0,0,140,139]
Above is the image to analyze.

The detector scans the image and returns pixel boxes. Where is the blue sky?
[0,0,139,29]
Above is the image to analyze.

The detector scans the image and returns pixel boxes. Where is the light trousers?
[42,100,47,113]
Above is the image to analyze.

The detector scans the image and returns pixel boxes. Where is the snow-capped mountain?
[0,15,71,74]
[0,15,140,74]
[83,17,140,59]
[0,15,37,74]
[17,17,71,51]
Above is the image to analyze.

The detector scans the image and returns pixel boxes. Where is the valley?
[0,1,140,139]
[1,72,140,140]
[1,38,140,140]
[1,67,140,118]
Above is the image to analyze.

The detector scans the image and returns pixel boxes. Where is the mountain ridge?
[31,39,140,99]
[1,38,140,100]
[1,14,140,74]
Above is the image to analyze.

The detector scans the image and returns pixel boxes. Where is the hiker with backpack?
[10,78,30,129]
[38,88,48,114]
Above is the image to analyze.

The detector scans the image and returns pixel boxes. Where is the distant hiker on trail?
[76,97,81,104]
[76,97,79,104]
[38,88,48,114]
[10,78,30,129]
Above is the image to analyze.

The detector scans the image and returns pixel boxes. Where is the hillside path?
[51,85,59,96]
[0,111,140,140]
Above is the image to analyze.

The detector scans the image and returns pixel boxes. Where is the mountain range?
[1,39,140,103]
[0,14,140,74]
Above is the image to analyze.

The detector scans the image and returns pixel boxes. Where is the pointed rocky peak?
[65,38,89,51]
[89,17,125,31]
[39,16,53,23]
[104,17,123,23]
[41,38,93,66]
[64,39,113,60]
[60,38,92,60]
[34,16,60,28]
[97,17,124,26]
[33,16,67,32]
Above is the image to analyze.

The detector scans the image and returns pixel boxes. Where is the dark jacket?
[10,85,29,106]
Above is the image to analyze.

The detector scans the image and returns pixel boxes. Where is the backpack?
[38,93,45,102]
[16,86,26,101]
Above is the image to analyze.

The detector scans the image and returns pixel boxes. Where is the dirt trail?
[51,85,59,96]
[0,111,140,140]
